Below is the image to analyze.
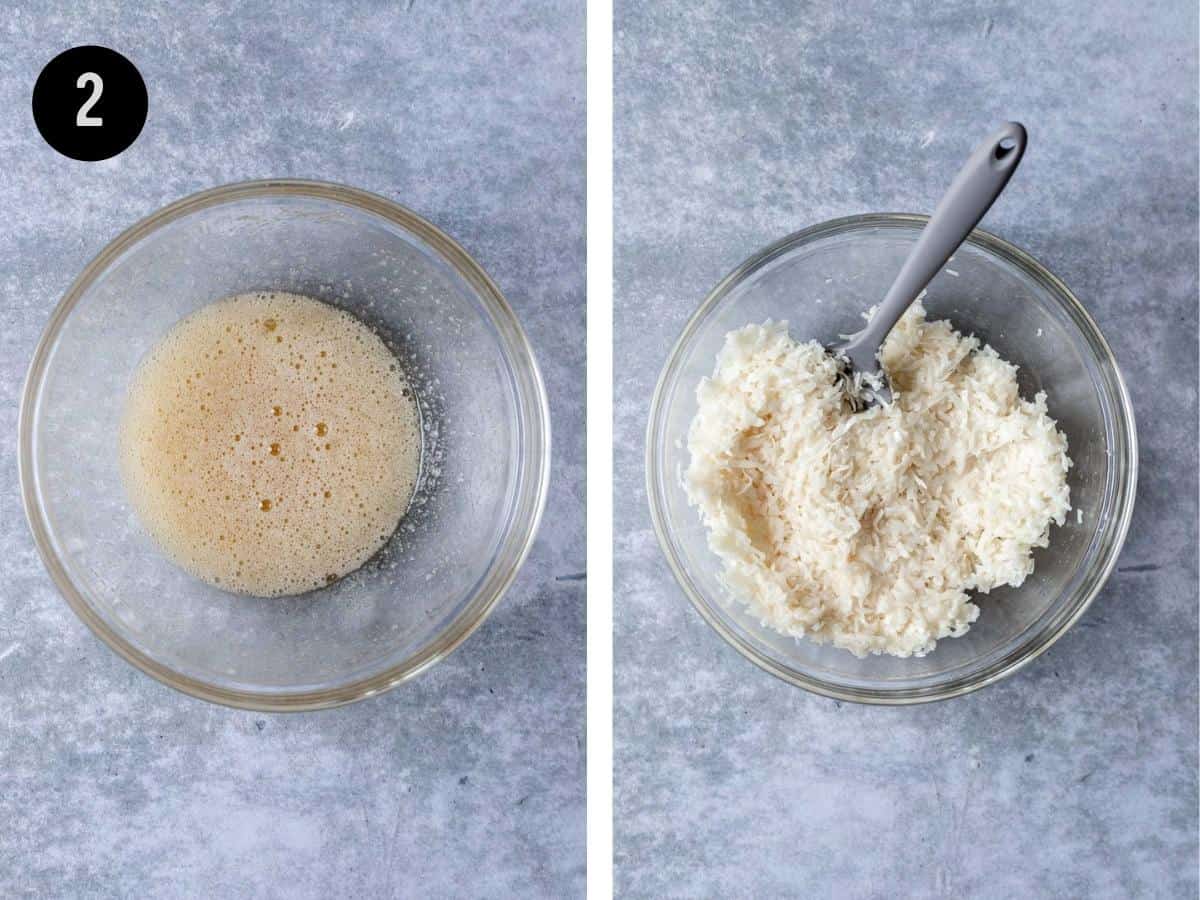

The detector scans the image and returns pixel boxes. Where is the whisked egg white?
[119,291,421,597]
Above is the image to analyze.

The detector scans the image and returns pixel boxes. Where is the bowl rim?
[18,177,552,712]
[645,212,1138,705]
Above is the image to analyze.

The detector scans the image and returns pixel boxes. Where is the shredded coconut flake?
[685,303,1072,658]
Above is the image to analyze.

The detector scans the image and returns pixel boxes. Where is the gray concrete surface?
[615,1,1198,897]
[0,2,584,897]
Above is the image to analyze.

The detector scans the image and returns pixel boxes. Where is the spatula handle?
[860,121,1027,350]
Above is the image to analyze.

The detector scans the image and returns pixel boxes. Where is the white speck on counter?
[945,268,959,277]
[1037,328,1043,337]
[1077,509,1083,524]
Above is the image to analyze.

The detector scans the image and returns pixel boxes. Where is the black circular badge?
[32,46,147,161]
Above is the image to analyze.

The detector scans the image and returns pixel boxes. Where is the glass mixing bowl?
[20,179,550,710]
[647,214,1137,704]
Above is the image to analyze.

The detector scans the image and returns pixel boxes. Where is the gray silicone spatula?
[832,121,1027,410]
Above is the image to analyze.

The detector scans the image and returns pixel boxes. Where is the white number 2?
[76,72,103,127]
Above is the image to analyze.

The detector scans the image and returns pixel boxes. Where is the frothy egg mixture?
[119,291,422,597]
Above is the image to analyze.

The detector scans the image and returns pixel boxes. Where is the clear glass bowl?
[647,214,1137,704]
[20,179,550,711]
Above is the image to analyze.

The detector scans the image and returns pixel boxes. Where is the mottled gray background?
[0,2,583,897]
[615,1,1197,897]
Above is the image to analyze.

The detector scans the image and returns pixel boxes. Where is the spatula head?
[830,345,892,412]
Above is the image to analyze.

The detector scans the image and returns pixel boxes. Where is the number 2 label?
[76,72,103,127]
[33,46,147,160]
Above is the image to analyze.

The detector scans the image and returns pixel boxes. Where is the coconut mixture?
[120,291,421,597]
[685,304,1071,657]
